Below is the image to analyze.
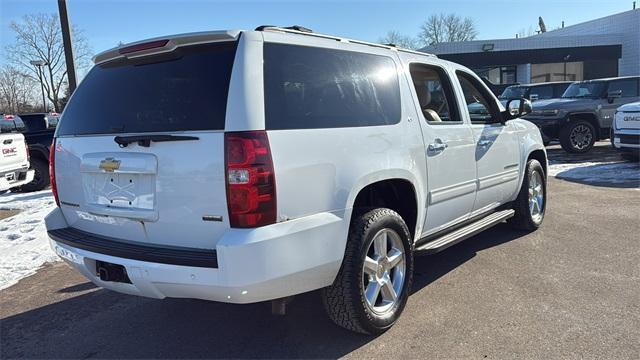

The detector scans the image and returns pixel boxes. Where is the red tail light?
[119,40,169,55]
[3,114,15,120]
[224,131,276,228]
[49,139,59,207]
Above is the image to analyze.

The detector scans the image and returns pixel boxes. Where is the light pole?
[30,60,48,112]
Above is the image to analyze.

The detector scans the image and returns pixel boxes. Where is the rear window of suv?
[263,43,401,130]
[57,41,237,136]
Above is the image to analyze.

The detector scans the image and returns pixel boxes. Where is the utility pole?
[58,0,77,94]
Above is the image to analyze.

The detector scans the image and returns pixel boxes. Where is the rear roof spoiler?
[93,30,241,65]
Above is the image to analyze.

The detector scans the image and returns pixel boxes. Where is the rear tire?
[18,158,50,192]
[509,159,546,231]
[322,208,413,334]
[559,120,596,153]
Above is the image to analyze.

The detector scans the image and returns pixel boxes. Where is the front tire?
[322,208,414,334]
[509,159,546,231]
[559,120,596,153]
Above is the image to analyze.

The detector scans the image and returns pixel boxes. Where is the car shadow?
[546,142,640,188]
[0,224,526,359]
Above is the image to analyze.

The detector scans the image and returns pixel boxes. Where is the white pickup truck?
[45,27,547,334]
[0,115,34,192]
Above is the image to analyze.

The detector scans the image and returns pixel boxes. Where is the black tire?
[322,208,414,335]
[509,159,546,231]
[559,120,596,153]
[19,158,50,192]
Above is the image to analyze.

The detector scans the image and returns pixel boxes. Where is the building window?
[531,62,584,83]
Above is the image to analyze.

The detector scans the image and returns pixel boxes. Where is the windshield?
[562,82,606,99]
[499,86,527,99]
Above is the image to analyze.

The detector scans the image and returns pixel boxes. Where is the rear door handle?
[428,141,448,152]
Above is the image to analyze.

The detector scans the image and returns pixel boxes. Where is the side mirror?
[607,90,622,103]
[503,98,532,121]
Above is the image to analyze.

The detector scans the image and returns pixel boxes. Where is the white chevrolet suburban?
[45,27,547,334]
[0,115,34,192]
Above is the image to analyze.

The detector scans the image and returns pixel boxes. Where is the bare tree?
[419,13,477,46]
[6,13,91,112]
[0,65,38,114]
[378,30,419,50]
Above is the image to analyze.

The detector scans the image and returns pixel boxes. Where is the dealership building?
[422,9,639,85]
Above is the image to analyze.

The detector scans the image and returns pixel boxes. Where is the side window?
[531,85,553,100]
[608,79,639,97]
[263,43,401,130]
[456,71,500,123]
[408,64,460,123]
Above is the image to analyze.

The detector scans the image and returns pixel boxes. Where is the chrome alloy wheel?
[528,170,545,224]
[569,124,593,150]
[362,228,406,314]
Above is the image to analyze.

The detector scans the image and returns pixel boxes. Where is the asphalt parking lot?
[1,144,639,359]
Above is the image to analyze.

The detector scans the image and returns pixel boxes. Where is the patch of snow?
[0,190,58,290]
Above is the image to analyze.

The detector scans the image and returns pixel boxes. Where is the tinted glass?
[562,82,606,98]
[264,43,401,130]
[608,79,639,97]
[456,72,499,123]
[499,86,527,99]
[58,42,237,136]
[409,64,460,123]
[530,85,553,100]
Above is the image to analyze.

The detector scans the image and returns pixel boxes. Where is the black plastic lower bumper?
[48,227,218,268]
[525,118,562,141]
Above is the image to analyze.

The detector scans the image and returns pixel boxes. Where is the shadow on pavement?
[0,224,526,359]
[546,142,640,188]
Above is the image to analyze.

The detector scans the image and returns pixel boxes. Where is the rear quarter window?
[263,43,401,130]
[57,41,237,136]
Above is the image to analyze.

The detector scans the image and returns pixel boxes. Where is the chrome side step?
[415,209,515,254]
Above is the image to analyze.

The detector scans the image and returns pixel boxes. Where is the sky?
[0,0,636,62]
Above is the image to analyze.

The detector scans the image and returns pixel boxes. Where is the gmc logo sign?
[2,148,17,155]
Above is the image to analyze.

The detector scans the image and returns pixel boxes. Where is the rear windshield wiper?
[114,134,199,148]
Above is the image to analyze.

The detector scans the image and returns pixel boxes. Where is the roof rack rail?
[254,26,436,58]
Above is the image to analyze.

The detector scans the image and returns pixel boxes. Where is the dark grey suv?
[524,76,640,153]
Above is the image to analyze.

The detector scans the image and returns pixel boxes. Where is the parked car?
[8,113,58,192]
[45,27,547,334]
[0,114,34,192]
[611,101,640,160]
[499,81,572,103]
[523,76,640,153]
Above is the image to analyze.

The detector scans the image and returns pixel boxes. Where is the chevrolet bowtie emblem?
[99,157,121,172]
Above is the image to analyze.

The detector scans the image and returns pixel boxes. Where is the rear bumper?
[0,169,34,191]
[45,207,346,304]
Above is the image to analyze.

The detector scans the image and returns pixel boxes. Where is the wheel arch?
[566,112,601,139]
[346,172,422,241]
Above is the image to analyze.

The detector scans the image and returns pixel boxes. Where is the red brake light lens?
[49,139,59,207]
[3,115,15,120]
[224,131,276,228]
[119,40,169,55]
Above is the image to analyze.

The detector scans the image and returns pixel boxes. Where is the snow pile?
[0,190,58,290]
